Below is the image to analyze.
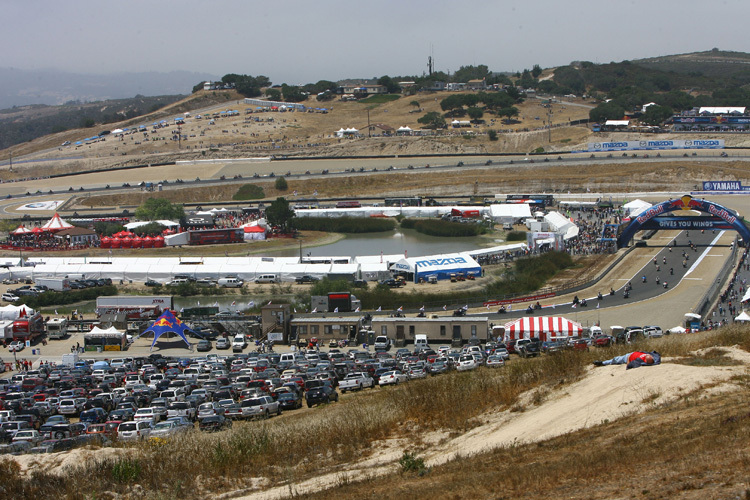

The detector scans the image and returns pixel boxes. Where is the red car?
[593,335,613,347]
[572,339,590,351]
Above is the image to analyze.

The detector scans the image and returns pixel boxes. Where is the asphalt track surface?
[483,227,724,323]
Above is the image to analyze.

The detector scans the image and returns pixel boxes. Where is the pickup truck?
[338,372,375,392]
[374,336,392,351]
[516,339,541,358]
[294,275,319,284]
[239,396,281,419]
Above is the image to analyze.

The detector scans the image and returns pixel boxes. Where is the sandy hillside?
[12,346,746,499]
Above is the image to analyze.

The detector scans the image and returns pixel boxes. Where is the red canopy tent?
[502,316,583,342]
[31,227,44,235]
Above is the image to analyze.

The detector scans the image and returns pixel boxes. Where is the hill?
[633,49,750,78]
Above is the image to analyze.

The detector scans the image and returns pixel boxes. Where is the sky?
[3,0,750,85]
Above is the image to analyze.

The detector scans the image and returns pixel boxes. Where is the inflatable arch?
[617,195,750,248]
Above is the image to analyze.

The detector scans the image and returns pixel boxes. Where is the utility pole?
[548,106,553,143]
[367,109,371,138]
[9,150,12,172]
[177,123,182,150]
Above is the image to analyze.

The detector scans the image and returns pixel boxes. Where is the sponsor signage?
[641,217,734,231]
[702,181,750,192]
[588,139,724,152]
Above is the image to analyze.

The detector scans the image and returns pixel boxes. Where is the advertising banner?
[588,139,724,152]
[701,181,750,192]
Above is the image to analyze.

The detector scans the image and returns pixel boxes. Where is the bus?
[188,228,244,245]
[505,194,554,207]
[384,197,422,207]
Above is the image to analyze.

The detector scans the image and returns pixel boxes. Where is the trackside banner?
[587,139,724,152]
[701,181,750,192]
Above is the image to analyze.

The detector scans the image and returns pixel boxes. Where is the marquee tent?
[0,305,34,321]
[488,204,532,223]
[139,309,191,351]
[243,224,266,241]
[11,226,32,235]
[735,311,750,322]
[623,199,652,218]
[41,213,73,232]
[502,316,583,342]
[390,252,481,282]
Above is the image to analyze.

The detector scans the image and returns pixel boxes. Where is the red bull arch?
[617,195,750,248]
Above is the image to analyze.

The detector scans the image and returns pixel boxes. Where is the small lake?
[267,228,497,259]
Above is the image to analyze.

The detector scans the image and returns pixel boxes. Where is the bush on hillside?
[233,184,265,200]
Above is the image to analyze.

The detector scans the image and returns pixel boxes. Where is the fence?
[695,236,739,319]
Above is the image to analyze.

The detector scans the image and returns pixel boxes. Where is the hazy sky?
[4,0,749,84]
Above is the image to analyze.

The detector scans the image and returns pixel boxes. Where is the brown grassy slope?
[76,159,750,209]
[301,388,750,500]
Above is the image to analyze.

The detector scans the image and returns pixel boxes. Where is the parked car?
[294,275,319,284]
[199,415,232,432]
[118,420,153,441]
[305,385,339,407]
[12,429,43,446]
[215,337,231,350]
[276,392,302,411]
[378,370,408,386]
[150,420,192,439]
[240,396,280,419]
[456,354,478,372]
[196,340,212,352]
[1,293,19,302]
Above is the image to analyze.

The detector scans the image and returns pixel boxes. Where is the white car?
[1,293,19,302]
[12,429,43,445]
[7,341,24,352]
[118,420,153,441]
[643,325,664,338]
[456,355,478,372]
[378,370,409,386]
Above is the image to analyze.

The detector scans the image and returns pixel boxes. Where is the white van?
[255,274,279,284]
[279,352,303,364]
[232,334,247,352]
[414,334,429,350]
[218,277,244,288]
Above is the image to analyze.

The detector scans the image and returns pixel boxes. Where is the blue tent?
[140,309,191,351]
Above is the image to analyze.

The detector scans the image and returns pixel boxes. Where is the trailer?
[46,318,69,340]
[35,278,71,292]
[96,296,173,321]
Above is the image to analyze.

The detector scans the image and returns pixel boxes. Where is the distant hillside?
[633,49,750,79]
[0,67,217,109]
[0,95,185,151]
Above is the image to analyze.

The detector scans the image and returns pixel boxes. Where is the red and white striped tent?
[11,226,32,235]
[502,316,583,342]
[41,213,74,232]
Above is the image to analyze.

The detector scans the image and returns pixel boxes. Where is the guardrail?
[695,236,739,319]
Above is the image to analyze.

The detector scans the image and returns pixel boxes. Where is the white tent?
[735,311,750,322]
[0,305,35,321]
[41,213,73,231]
[623,199,652,218]
[669,326,686,334]
[125,220,180,231]
[489,204,532,222]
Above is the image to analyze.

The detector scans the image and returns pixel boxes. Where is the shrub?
[111,458,142,483]
[398,451,427,475]
[274,177,288,191]
[233,184,265,200]
[18,285,118,308]
[506,230,527,241]
[488,129,498,141]
[402,218,486,237]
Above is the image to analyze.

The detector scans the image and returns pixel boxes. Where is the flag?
[354,307,360,312]
[420,305,425,311]
[398,306,403,312]
[267,301,272,306]
[552,304,555,309]
[213,301,218,307]
[311,307,317,313]
[462,305,468,310]
[443,305,447,310]
[293,190,298,196]
[596,302,600,309]
[248,300,255,307]
[377,306,382,312]
[231,301,236,306]
[572,303,577,309]
[179,307,184,313]
[294,308,297,313]
[508,305,512,311]
[54,309,58,315]
[197,301,200,306]
[486,305,490,310]
[334,307,338,313]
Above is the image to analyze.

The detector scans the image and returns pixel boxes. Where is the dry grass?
[2,327,748,499]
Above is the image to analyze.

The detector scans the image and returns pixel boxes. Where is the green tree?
[275,176,288,191]
[377,75,400,94]
[81,118,95,128]
[531,64,543,78]
[453,65,490,82]
[134,198,185,221]
[641,104,673,126]
[488,129,498,141]
[192,81,205,93]
[417,111,446,129]
[410,100,420,110]
[589,101,626,122]
[265,88,281,100]
[281,84,307,103]
[499,106,519,122]
[467,106,484,121]
[265,197,295,231]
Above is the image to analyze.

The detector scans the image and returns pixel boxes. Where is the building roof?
[55,226,96,237]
